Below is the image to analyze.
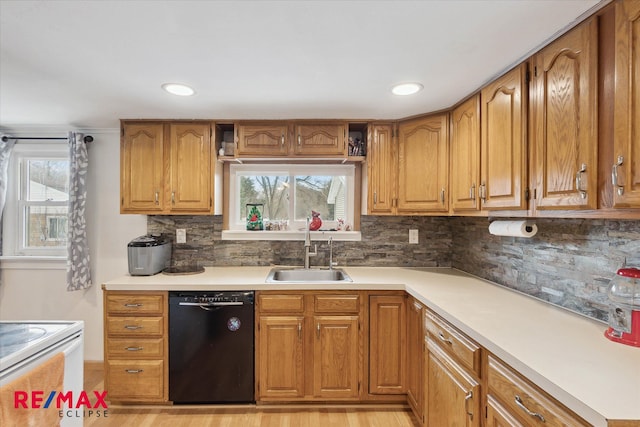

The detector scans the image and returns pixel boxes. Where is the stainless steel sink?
[265,268,352,283]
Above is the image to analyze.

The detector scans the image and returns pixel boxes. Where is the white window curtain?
[0,136,17,256]
[66,131,92,291]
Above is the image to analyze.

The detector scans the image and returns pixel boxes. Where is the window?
[228,164,356,233]
[2,144,70,257]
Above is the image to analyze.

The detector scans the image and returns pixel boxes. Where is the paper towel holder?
[488,220,538,238]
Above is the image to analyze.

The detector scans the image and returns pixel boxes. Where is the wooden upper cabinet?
[236,122,288,156]
[450,95,481,213]
[121,122,165,214]
[367,124,396,215]
[168,123,212,213]
[294,122,347,156]
[613,0,640,208]
[531,18,598,210]
[120,121,213,215]
[235,121,347,157]
[480,64,528,211]
[398,113,449,213]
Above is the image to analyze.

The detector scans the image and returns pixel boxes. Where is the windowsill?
[0,256,67,270]
[221,230,362,241]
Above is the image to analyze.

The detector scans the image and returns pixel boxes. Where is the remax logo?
[14,390,107,409]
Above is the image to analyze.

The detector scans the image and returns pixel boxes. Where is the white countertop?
[103,266,640,426]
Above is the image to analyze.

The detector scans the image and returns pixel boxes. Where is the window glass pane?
[294,175,346,222]
[24,206,68,248]
[26,160,69,202]
[238,175,289,222]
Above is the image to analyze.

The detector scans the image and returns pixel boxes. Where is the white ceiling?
[0,0,603,130]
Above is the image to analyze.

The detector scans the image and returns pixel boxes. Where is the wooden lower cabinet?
[487,355,590,426]
[103,291,168,403]
[313,315,360,398]
[368,294,406,395]
[255,291,363,402]
[426,337,481,427]
[406,297,425,422]
[258,316,305,399]
[487,394,526,427]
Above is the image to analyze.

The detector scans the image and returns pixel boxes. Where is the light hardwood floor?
[84,363,421,427]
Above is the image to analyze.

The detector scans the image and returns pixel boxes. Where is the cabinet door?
[294,123,347,156]
[369,295,406,395]
[120,122,165,213]
[169,123,212,213]
[426,338,481,427]
[258,316,305,399]
[613,0,640,208]
[398,114,449,213]
[367,124,397,214]
[313,315,360,399]
[486,395,525,427]
[237,122,289,156]
[532,18,598,210]
[480,64,528,210]
[451,95,481,212]
[406,298,424,422]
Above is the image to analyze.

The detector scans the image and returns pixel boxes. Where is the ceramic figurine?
[309,210,322,231]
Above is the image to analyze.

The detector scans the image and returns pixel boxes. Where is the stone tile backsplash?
[147,215,452,268]
[450,217,640,322]
[147,214,640,322]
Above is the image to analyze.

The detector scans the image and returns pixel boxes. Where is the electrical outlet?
[409,229,419,244]
[176,229,186,244]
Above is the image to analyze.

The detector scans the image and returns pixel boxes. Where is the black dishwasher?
[169,291,254,403]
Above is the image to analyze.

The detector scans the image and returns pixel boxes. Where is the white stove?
[0,320,84,427]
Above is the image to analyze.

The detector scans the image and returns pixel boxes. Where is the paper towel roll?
[488,220,538,238]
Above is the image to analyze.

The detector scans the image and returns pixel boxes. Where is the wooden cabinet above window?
[234,121,348,158]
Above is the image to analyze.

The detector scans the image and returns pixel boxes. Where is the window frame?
[224,162,361,241]
[2,143,69,258]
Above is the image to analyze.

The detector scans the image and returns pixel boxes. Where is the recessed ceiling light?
[391,82,423,96]
[161,83,195,96]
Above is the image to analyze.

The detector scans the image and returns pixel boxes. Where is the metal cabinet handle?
[316,323,320,339]
[171,191,176,204]
[612,155,624,196]
[480,183,486,202]
[124,303,143,308]
[125,369,144,374]
[441,188,446,204]
[575,163,587,199]
[438,331,453,345]
[124,325,142,330]
[515,395,546,423]
[125,347,143,351]
[464,391,473,420]
[281,134,285,146]
[373,191,377,204]
[298,322,302,340]
[470,184,476,201]
[297,134,302,146]
[154,191,159,205]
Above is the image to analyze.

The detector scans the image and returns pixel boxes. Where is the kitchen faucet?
[304,217,317,269]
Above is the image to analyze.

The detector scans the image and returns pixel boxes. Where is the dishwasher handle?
[178,301,245,307]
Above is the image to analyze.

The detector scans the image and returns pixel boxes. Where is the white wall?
[0,129,146,360]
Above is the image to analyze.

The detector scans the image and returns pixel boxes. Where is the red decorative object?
[309,210,322,231]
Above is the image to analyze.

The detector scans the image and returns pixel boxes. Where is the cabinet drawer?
[106,294,165,315]
[314,294,360,313]
[106,337,164,358]
[107,359,165,401]
[106,317,164,336]
[488,355,590,426]
[424,311,481,376]
[258,294,305,313]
